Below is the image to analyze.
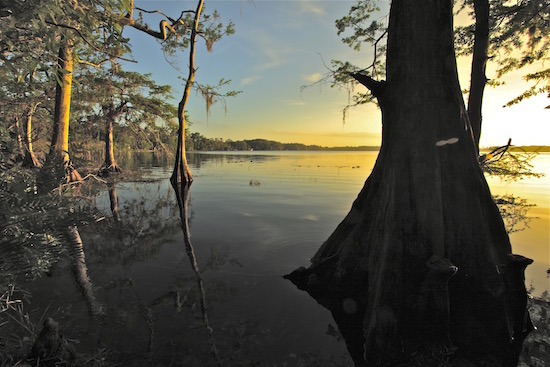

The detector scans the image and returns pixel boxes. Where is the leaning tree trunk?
[22,103,41,168]
[49,41,81,182]
[285,1,532,366]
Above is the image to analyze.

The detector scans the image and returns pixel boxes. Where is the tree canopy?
[330,0,549,119]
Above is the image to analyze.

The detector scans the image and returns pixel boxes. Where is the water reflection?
[171,179,221,366]
[107,181,121,224]
[65,226,104,318]
[2,151,547,366]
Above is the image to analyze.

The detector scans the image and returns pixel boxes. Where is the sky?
[123,0,549,148]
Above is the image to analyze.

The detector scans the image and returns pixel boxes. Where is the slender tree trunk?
[171,0,204,186]
[286,1,531,365]
[468,0,490,154]
[99,116,121,176]
[49,41,81,182]
[22,103,41,168]
[14,115,24,158]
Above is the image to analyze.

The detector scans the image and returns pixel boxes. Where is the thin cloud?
[300,1,326,16]
[303,72,323,83]
[241,76,259,86]
[283,99,306,106]
[246,30,292,71]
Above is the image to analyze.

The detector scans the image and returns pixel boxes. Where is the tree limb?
[349,72,386,98]
[75,58,110,67]
[120,17,173,40]
[134,6,195,24]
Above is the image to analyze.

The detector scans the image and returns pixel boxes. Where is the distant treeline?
[188,132,379,152]
[189,133,549,153]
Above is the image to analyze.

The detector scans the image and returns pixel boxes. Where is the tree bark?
[49,41,81,182]
[468,0,490,153]
[285,1,531,365]
[22,103,41,168]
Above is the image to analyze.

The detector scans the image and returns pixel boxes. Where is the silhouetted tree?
[286,1,532,365]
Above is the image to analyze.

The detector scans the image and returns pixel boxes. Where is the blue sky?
[124,1,549,148]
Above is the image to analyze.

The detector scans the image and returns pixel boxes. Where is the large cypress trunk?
[285,1,531,365]
[50,43,73,161]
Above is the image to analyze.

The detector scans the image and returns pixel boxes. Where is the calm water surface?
[8,151,550,365]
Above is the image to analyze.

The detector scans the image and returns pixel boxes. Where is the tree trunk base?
[170,160,193,187]
[98,162,122,177]
[22,151,41,168]
[68,165,82,183]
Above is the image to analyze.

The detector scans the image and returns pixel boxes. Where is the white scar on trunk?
[435,137,459,147]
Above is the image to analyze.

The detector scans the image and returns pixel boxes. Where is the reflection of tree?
[107,181,121,224]
[171,180,221,366]
[479,143,541,234]
[494,195,535,234]
[82,182,180,265]
[65,226,104,318]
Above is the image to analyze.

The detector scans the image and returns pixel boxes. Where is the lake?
[3,151,549,366]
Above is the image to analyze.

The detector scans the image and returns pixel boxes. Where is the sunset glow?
[126,1,549,148]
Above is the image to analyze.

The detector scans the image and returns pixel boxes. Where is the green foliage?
[330,0,549,111]
[194,78,242,119]
[455,0,550,106]
[70,66,179,156]
[308,1,387,119]
[0,0,132,80]
[335,1,382,52]
[160,6,235,61]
